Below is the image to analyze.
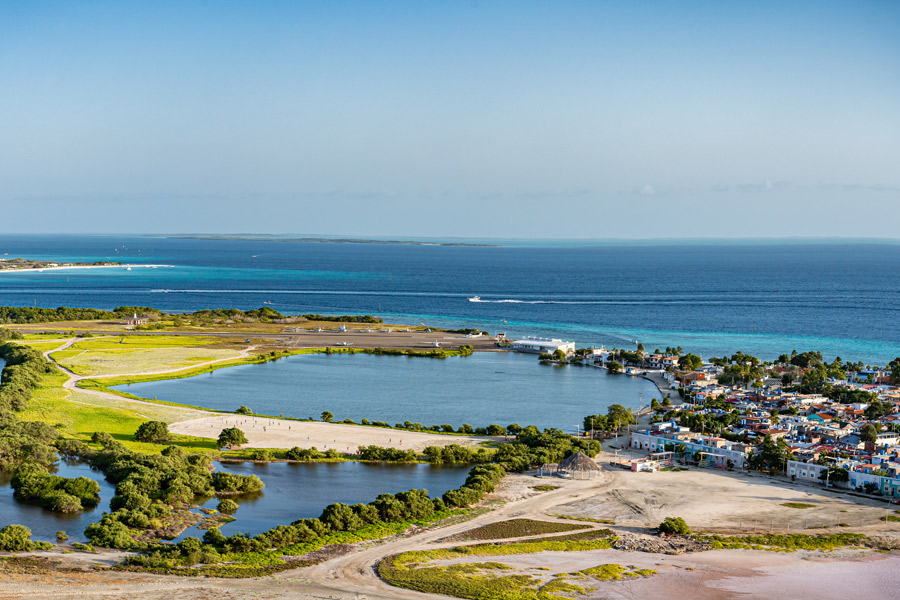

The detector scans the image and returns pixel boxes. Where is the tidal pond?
[114,352,661,431]
[173,460,470,541]
[1,459,469,543]
[0,460,114,543]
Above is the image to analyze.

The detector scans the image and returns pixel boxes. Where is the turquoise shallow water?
[1,235,899,363]
[114,352,662,432]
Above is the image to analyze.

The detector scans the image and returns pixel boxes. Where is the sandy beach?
[168,414,491,453]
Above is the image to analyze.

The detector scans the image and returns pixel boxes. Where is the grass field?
[17,371,219,454]
[15,341,70,352]
[67,335,223,349]
[53,346,243,376]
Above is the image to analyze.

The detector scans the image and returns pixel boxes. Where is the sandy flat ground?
[445,547,900,600]
[168,414,491,453]
[580,441,900,534]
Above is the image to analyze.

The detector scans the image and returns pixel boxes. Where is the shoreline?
[0,264,174,274]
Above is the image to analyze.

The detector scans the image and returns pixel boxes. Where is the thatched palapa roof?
[558,451,600,472]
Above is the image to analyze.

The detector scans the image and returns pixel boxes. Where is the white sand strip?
[169,414,491,453]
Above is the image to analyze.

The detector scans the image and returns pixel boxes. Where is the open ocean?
[1,234,899,365]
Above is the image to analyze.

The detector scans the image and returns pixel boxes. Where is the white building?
[510,337,575,355]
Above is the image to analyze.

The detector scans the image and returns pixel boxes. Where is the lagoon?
[0,460,114,544]
[114,352,662,432]
[0,460,469,543]
[174,461,470,541]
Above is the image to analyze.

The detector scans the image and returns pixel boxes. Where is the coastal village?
[547,341,900,498]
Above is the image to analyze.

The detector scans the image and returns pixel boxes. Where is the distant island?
[155,234,500,247]
[0,259,172,273]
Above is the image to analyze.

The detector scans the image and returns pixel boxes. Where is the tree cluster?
[10,463,100,513]
[134,421,170,444]
[357,445,417,462]
[285,446,342,460]
[55,435,263,549]
[127,463,505,569]
[582,404,637,433]
[0,306,159,324]
[422,443,493,465]
[493,426,601,472]
[0,524,52,552]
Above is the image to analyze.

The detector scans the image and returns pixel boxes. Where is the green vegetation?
[217,427,248,449]
[605,360,623,373]
[880,515,900,522]
[697,532,869,552]
[0,306,159,325]
[0,327,24,340]
[217,499,239,514]
[444,519,590,542]
[782,502,816,509]
[423,443,493,464]
[531,484,559,492]
[10,463,100,513]
[658,516,690,535]
[18,372,214,454]
[379,532,617,599]
[549,514,614,524]
[54,438,264,549]
[678,353,703,371]
[298,313,382,323]
[380,560,549,600]
[0,525,52,551]
[580,563,627,580]
[283,446,343,461]
[134,421,170,444]
[0,343,60,470]
[120,464,506,577]
[493,426,601,472]
[358,445,417,462]
[582,404,636,433]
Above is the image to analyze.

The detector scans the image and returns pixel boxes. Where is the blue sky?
[1,1,898,238]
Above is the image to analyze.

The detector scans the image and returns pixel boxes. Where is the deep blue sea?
[1,234,899,364]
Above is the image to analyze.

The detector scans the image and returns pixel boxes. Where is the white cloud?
[640,185,656,196]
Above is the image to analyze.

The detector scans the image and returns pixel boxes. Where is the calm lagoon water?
[0,460,114,543]
[0,460,468,543]
[174,461,470,541]
[114,352,661,431]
